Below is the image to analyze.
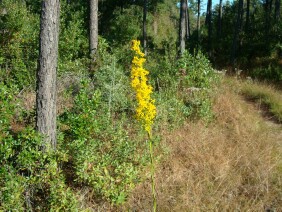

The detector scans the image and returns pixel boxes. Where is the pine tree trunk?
[36,0,60,149]
[90,0,98,62]
[206,0,212,56]
[179,0,187,55]
[185,1,191,41]
[197,0,201,50]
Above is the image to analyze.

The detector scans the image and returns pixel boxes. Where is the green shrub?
[0,167,26,211]
[178,51,217,89]
[177,51,218,121]
[0,82,18,133]
[0,124,78,211]
[0,0,39,88]
[60,80,142,204]
[155,88,192,130]
[48,174,78,211]
[94,37,133,118]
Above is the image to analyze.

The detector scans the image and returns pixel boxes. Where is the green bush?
[178,51,217,89]
[0,167,26,211]
[177,51,218,121]
[0,0,39,88]
[0,127,78,211]
[94,37,133,118]
[0,82,18,133]
[155,91,192,129]
[60,80,142,204]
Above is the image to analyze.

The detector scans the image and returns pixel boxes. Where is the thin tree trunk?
[231,0,243,67]
[179,0,187,55]
[36,0,60,149]
[143,0,147,55]
[217,0,223,38]
[197,0,201,50]
[206,0,212,56]
[89,0,98,64]
[185,1,191,41]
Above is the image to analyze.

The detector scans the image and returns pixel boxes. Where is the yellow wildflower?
[131,40,156,134]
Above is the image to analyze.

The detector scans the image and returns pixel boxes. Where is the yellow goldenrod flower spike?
[131,39,157,212]
[131,40,156,135]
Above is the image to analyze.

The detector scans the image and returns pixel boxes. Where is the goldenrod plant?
[131,40,157,211]
[131,40,156,135]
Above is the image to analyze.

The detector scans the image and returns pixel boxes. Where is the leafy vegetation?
[59,80,142,204]
[177,51,218,121]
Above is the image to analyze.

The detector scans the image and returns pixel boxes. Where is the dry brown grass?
[124,78,282,211]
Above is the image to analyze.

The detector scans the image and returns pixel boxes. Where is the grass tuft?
[241,82,282,122]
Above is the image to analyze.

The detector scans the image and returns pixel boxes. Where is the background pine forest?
[0,0,281,211]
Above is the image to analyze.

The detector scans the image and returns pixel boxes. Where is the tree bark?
[185,0,191,41]
[206,0,212,56]
[89,0,98,62]
[36,0,60,149]
[179,0,187,55]
[143,0,147,55]
[197,0,201,50]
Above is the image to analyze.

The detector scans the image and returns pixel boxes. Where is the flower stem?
[148,132,157,212]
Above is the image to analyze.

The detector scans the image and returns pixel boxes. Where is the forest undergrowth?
[124,78,282,211]
[1,0,282,211]
[1,51,282,210]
